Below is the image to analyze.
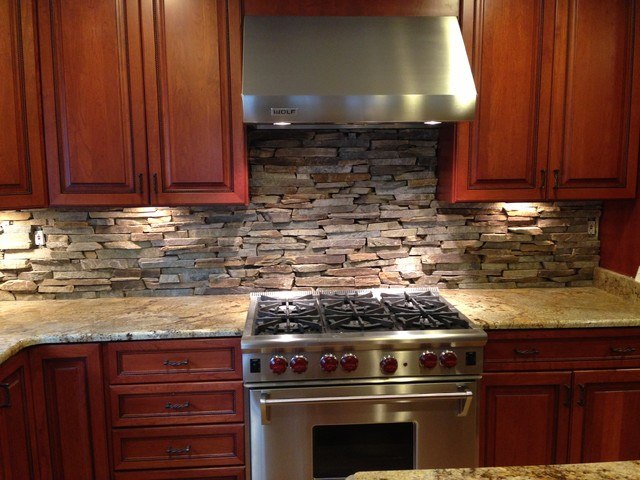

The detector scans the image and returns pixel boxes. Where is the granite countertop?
[441,287,640,329]
[349,461,640,480]
[0,295,250,364]
[1,282,640,365]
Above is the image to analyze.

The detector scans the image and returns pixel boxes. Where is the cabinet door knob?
[553,169,560,189]
[0,383,10,408]
[165,401,190,410]
[163,359,189,367]
[540,169,547,190]
[577,384,586,407]
[611,347,636,354]
[166,445,191,456]
[153,173,159,194]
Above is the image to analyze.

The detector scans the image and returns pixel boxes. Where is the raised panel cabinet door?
[0,0,48,210]
[30,344,109,480]
[142,0,248,205]
[0,351,39,480]
[440,0,556,202]
[570,369,640,463]
[480,372,571,467]
[548,0,640,199]
[38,0,149,206]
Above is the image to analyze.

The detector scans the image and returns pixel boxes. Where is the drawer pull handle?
[163,359,189,367]
[166,445,191,456]
[165,401,190,410]
[0,383,10,408]
[611,347,636,355]
[514,348,539,356]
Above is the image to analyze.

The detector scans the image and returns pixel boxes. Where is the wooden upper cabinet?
[0,0,48,210]
[142,0,247,205]
[548,0,640,199]
[243,0,459,16]
[38,0,149,206]
[439,0,640,202]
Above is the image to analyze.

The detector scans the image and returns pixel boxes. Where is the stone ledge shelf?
[348,461,640,479]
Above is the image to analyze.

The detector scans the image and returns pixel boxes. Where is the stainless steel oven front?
[245,378,479,480]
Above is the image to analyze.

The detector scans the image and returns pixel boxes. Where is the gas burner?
[254,294,322,335]
[319,292,395,332]
[381,291,470,330]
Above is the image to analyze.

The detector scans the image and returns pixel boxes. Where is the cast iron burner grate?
[319,292,396,332]
[381,291,470,330]
[254,294,322,335]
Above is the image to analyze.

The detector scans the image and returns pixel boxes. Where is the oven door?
[247,380,478,480]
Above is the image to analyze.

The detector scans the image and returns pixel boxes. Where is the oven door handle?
[259,388,473,425]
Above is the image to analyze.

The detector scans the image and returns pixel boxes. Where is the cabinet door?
[480,372,571,467]
[0,0,47,210]
[142,0,248,205]
[38,0,149,206]
[570,369,640,463]
[30,344,110,480]
[439,0,556,202]
[548,0,640,200]
[0,351,39,480]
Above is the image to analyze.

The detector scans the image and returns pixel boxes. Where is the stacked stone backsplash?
[0,127,601,301]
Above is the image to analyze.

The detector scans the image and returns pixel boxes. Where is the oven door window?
[312,422,414,479]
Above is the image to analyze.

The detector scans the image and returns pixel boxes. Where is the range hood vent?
[242,16,476,125]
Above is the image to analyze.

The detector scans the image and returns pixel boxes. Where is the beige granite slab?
[349,461,640,480]
[441,287,640,329]
[0,295,250,364]
[595,267,640,306]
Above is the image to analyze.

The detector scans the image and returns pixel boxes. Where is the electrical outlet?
[587,220,598,236]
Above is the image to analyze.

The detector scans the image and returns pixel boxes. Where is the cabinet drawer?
[109,382,243,427]
[112,424,244,471]
[106,339,241,384]
[113,466,244,479]
[485,329,640,371]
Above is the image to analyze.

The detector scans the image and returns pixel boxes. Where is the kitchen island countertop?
[2,285,640,364]
[349,460,640,480]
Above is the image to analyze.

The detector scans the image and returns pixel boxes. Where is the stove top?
[241,288,487,383]
[252,289,471,336]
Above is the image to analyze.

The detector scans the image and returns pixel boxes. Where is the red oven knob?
[269,355,288,375]
[290,355,308,374]
[340,353,359,372]
[419,351,438,369]
[380,355,398,374]
[320,353,338,372]
[440,350,458,369]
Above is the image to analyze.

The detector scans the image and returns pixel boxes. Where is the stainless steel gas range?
[241,288,487,480]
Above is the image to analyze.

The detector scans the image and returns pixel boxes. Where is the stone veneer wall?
[0,128,602,300]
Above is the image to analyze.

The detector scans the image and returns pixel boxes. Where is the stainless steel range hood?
[242,16,476,125]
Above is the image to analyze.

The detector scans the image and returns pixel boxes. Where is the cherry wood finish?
[109,381,244,427]
[600,198,640,278]
[0,0,48,209]
[480,372,571,467]
[142,0,248,205]
[30,344,110,480]
[38,0,149,206]
[548,0,640,200]
[443,0,555,202]
[112,424,244,471]
[106,338,241,384]
[484,328,640,372]
[439,0,640,202]
[0,351,39,480]
[114,466,244,479]
[569,369,640,463]
[243,0,459,16]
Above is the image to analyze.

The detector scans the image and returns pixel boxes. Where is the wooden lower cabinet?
[569,369,640,463]
[0,351,39,480]
[480,372,571,467]
[30,344,110,480]
[481,329,640,468]
[113,467,245,479]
